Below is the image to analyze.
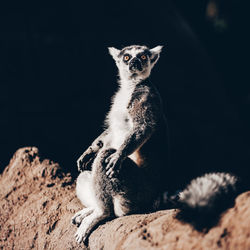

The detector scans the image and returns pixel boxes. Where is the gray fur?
[73,45,167,244]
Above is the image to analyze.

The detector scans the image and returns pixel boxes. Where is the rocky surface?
[0,147,250,250]
[0,147,83,250]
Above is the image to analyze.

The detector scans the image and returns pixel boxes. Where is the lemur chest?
[108,88,134,148]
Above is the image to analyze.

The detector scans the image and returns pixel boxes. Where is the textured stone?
[0,147,249,250]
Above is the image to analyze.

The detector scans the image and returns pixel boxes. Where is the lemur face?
[108,45,163,81]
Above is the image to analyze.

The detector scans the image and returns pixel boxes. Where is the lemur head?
[108,45,163,82]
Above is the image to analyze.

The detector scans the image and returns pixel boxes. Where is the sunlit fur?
[105,45,163,150]
[73,45,165,244]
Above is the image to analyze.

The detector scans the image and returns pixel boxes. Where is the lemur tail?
[155,172,239,230]
[177,172,239,229]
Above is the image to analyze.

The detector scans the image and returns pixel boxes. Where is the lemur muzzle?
[129,58,142,71]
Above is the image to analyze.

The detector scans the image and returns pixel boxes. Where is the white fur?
[150,45,163,68]
[150,45,163,54]
[106,84,134,149]
[76,171,97,208]
[108,47,120,68]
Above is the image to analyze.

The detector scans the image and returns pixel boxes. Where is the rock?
[0,147,250,249]
[0,147,83,250]
[89,192,250,249]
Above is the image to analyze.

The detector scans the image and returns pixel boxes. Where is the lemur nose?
[129,58,142,71]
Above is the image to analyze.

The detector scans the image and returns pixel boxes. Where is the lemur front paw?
[77,147,96,172]
[105,152,123,178]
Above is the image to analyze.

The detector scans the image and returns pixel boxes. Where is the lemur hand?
[105,151,124,178]
[77,147,96,172]
[77,141,104,172]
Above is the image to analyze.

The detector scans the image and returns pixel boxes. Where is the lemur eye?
[141,55,147,60]
[124,55,130,61]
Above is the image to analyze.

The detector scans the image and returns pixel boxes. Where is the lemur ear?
[108,47,120,61]
[150,45,163,68]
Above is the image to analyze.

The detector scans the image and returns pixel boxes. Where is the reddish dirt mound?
[1,147,250,249]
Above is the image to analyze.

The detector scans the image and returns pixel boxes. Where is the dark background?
[0,1,249,186]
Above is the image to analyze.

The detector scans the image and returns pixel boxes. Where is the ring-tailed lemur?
[71,45,239,244]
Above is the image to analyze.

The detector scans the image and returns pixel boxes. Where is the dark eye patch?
[136,51,149,65]
[123,54,131,63]
[141,54,147,60]
[137,50,151,58]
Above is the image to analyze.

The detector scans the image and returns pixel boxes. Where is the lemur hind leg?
[112,157,157,216]
[74,149,154,244]
[72,171,96,226]
[74,149,114,244]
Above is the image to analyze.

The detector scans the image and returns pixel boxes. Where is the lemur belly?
[110,111,132,149]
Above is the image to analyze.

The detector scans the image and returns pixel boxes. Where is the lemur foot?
[75,228,87,244]
[71,207,94,226]
[74,210,108,245]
